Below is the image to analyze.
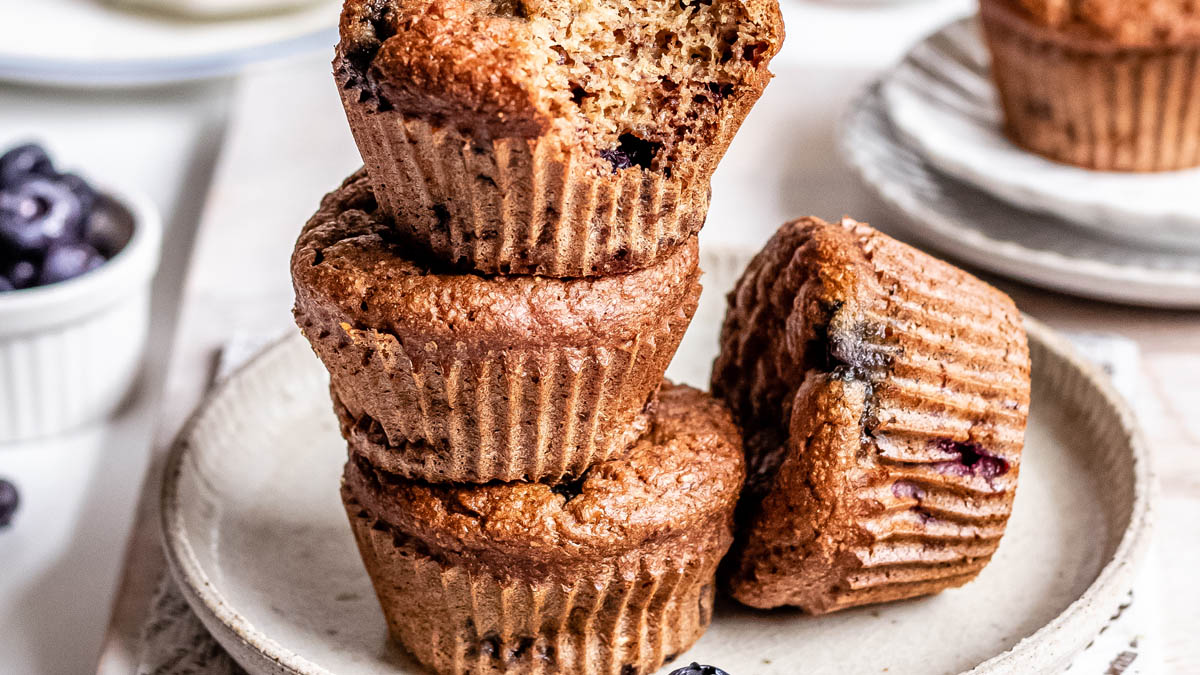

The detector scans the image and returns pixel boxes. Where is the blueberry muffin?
[981,0,1200,171]
[341,383,744,675]
[711,217,1031,613]
[292,171,700,484]
[334,0,783,276]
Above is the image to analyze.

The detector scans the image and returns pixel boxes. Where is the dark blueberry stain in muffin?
[600,133,661,171]
[911,506,937,524]
[431,203,451,230]
[891,480,926,500]
[933,439,1009,479]
[550,475,587,502]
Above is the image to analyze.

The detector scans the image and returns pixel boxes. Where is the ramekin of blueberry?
[0,143,161,443]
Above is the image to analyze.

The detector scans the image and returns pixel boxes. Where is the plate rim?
[159,318,1155,675]
[883,15,1200,239]
[0,24,336,88]
[840,82,1200,309]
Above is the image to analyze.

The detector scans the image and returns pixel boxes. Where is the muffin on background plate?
[981,0,1200,171]
[291,171,700,484]
[712,217,1031,613]
[333,0,783,276]
[341,383,744,675]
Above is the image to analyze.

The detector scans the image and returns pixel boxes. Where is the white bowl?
[0,183,162,443]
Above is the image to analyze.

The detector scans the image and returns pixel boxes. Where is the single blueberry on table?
[0,275,13,292]
[0,479,18,528]
[0,143,54,187]
[0,177,86,254]
[669,664,731,675]
[39,242,104,285]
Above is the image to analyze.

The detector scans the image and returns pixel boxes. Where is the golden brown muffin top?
[290,170,700,348]
[335,0,783,166]
[343,383,745,569]
[1001,0,1200,45]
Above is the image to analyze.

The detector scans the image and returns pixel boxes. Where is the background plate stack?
[840,17,1200,309]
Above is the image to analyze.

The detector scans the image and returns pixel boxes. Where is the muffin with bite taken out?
[334,0,783,276]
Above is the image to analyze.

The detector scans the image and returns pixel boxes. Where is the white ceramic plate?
[843,82,1200,308]
[0,0,340,87]
[881,17,1200,250]
[161,248,1152,675]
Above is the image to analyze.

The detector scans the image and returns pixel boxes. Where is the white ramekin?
[0,184,162,443]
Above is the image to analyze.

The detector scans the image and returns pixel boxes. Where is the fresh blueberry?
[0,275,13,292]
[0,479,18,528]
[58,172,97,215]
[84,205,126,258]
[0,177,86,254]
[668,664,730,675]
[39,242,104,285]
[0,143,55,187]
[3,259,38,289]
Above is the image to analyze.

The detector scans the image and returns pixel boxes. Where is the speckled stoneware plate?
[882,17,1200,250]
[161,248,1153,675]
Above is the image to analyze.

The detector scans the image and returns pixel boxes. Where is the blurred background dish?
[842,82,1200,309]
[0,0,339,87]
[882,18,1200,251]
[111,0,329,19]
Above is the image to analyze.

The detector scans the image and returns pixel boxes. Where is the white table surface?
[0,80,232,674]
[1,1,1197,673]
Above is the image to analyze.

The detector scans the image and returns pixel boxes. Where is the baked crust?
[291,170,699,346]
[995,0,1200,46]
[336,0,784,151]
[342,382,745,572]
[340,384,742,672]
[333,0,782,276]
[292,171,701,483]
[712,217,1031,613]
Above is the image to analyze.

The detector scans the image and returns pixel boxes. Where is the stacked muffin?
[292,0,783,673]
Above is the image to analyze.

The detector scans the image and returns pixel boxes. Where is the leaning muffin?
[980,0,1200,171]
[334,0,783,276]
[292,171,700,484]
[341,383,744,675]
[711,217,1031,613]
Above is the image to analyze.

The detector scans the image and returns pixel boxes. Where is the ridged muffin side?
[291,172,701,484]
[341,383,744,675]
[333,0,783,276]
[712,217,1031,613]
[981,0,1200,171]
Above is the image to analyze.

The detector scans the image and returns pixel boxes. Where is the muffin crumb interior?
[340,0,778,170]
